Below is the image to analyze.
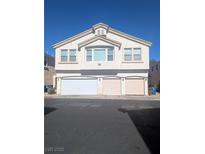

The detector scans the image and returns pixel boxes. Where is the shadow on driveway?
[44,107,57,115]
[118,108,160,154]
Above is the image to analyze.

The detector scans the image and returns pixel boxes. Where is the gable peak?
[92,23,109,30]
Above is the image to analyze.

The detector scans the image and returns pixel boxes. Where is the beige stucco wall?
[54,25,150,95]
[55,27,149,71]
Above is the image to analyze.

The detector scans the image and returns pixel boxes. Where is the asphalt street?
[45,98,160,154]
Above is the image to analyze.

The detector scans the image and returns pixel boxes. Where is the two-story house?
[53,23,152,95]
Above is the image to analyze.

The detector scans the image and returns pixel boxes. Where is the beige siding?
[54,24,150,95]
[55,25,150,71]
[102,79,121,95]
[125,79,144,95]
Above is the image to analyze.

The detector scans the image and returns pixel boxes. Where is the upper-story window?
[133,48,141,60]
[86,49,92,61]
[97,30,100,35]
[86,47,114,62]
[107,48,114,61]
[94,49,106,61]
[61,49,68,62]
[60,49,77,62]
[96,29,105,35]
[124,48,142,61]
[101,30,105,35]
[69,49,76,62]
[124,48,132,61]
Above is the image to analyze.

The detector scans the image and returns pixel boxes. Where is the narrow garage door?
[102,79,121,95]
[125,79,144,95]
[61,79,97,95]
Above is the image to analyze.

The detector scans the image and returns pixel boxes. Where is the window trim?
[69,49,77,62]
[101,29,105,35]
[86,49,93,61]
[97,30,100,35]
[123,48,142,62]
[124,48,132,61]
[60,49,68,62]
[133,48,141,61]
[107,48,114,61]
[59,49,78,63]
[93,48,106,61]
[85,47,114,62]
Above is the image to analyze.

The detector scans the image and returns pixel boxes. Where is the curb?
[44,95,160,101]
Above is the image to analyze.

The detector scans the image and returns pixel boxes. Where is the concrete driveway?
[45,98,160,154]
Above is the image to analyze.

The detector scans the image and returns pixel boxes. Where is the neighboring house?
[149,60,160,87]
[53,23,152,95]
[44,53,55,88]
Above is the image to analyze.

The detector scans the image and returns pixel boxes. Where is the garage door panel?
[61,79,97,95]
[102,79,121,95]
[125,79,144,95]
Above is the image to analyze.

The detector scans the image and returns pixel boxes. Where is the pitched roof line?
[78,36,121,49]
[53,23,152,48]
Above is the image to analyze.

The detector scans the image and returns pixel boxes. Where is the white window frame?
[69,49,77,62]
[85,47,114,62]
[93,48,106,62]
[86,49,93,61]
[60,49,77,63]
[101,29,104,35]
[133,48,141,61]
[107,48,114,61]
[96,28,106,35]
[60,49,68,62]
[123,48,142,62]
[97,30,100,35]
[124,48,132,61]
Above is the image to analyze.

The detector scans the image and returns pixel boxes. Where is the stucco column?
[97,78,103,95]
[144,78,148,96]
[121,77,125,95]
[57,77,61,95]
[53,75,56,88]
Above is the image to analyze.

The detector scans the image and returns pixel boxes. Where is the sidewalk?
[44,94,160,101]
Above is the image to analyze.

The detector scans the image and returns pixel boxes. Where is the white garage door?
[61,79,97,95]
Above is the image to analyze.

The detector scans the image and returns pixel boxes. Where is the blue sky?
[45,0,160,60]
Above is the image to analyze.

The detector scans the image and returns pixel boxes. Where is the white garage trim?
[57,75,147,96]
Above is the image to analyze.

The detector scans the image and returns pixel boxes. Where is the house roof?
[78,36,121,49]
[92,23,109,30]
[53,23,152,48]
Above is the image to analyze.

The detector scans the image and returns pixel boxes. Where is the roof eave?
[52,23,152,49]
[109,27,152,47]
[78,36,121,49]
[52,28,93,49]
[92,23,109,30]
